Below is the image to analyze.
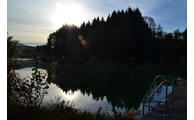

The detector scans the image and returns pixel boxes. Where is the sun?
[51,2,87,29]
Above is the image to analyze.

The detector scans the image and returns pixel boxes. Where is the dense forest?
[46,7,187,67]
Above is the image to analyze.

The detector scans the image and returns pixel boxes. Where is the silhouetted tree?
[156,24,164,39]
[46,6,187,67]
[35,45,47,54]
[174,29,182,40]
[164,32,173,40]
[144,16,156,37]
[7,36,20,59]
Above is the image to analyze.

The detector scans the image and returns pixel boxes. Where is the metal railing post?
[142,75,175,117]
[164,81,168,116]
[142,104,145,116]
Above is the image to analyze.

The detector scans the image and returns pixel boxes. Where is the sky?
[7,0,187,46]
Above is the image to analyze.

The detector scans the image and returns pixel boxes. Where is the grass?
[8,97,136,120]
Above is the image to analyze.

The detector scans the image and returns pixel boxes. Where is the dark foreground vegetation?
[9,96,137,120]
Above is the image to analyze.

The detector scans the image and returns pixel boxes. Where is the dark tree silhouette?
[46,6,187,67]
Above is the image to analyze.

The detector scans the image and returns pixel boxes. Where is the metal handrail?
[148,81,165,99]
[142,75,175,116]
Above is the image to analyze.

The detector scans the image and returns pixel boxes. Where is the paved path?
[139,80,187,120]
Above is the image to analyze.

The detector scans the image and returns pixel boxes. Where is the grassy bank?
[8,97,136,120]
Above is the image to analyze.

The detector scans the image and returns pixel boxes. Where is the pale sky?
[7,0,187,45]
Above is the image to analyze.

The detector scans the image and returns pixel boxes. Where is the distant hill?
[18,44,36,58]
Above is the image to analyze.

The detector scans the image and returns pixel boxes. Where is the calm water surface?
[16,66,186,118]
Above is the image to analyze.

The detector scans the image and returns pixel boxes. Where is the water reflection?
[45,85,117,114]
[16,66,186,117]
[53,67,149,109]
[44,84,127,115]
[63,90,78,100]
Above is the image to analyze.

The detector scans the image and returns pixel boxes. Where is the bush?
[8,57,50,120]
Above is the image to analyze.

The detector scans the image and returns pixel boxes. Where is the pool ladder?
[142,75,175,116]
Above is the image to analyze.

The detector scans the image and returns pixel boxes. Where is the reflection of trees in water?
[50,67,186,109]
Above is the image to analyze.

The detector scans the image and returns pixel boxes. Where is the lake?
[16,66,186,119]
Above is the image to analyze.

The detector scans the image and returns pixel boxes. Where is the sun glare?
[63,90,78,100]
[52,3,87,29]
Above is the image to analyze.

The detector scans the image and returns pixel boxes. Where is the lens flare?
[78,35,87,45]
[78,35,83,40]
[81,39,87,46]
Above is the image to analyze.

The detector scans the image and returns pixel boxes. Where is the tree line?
[46,7,187,67]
